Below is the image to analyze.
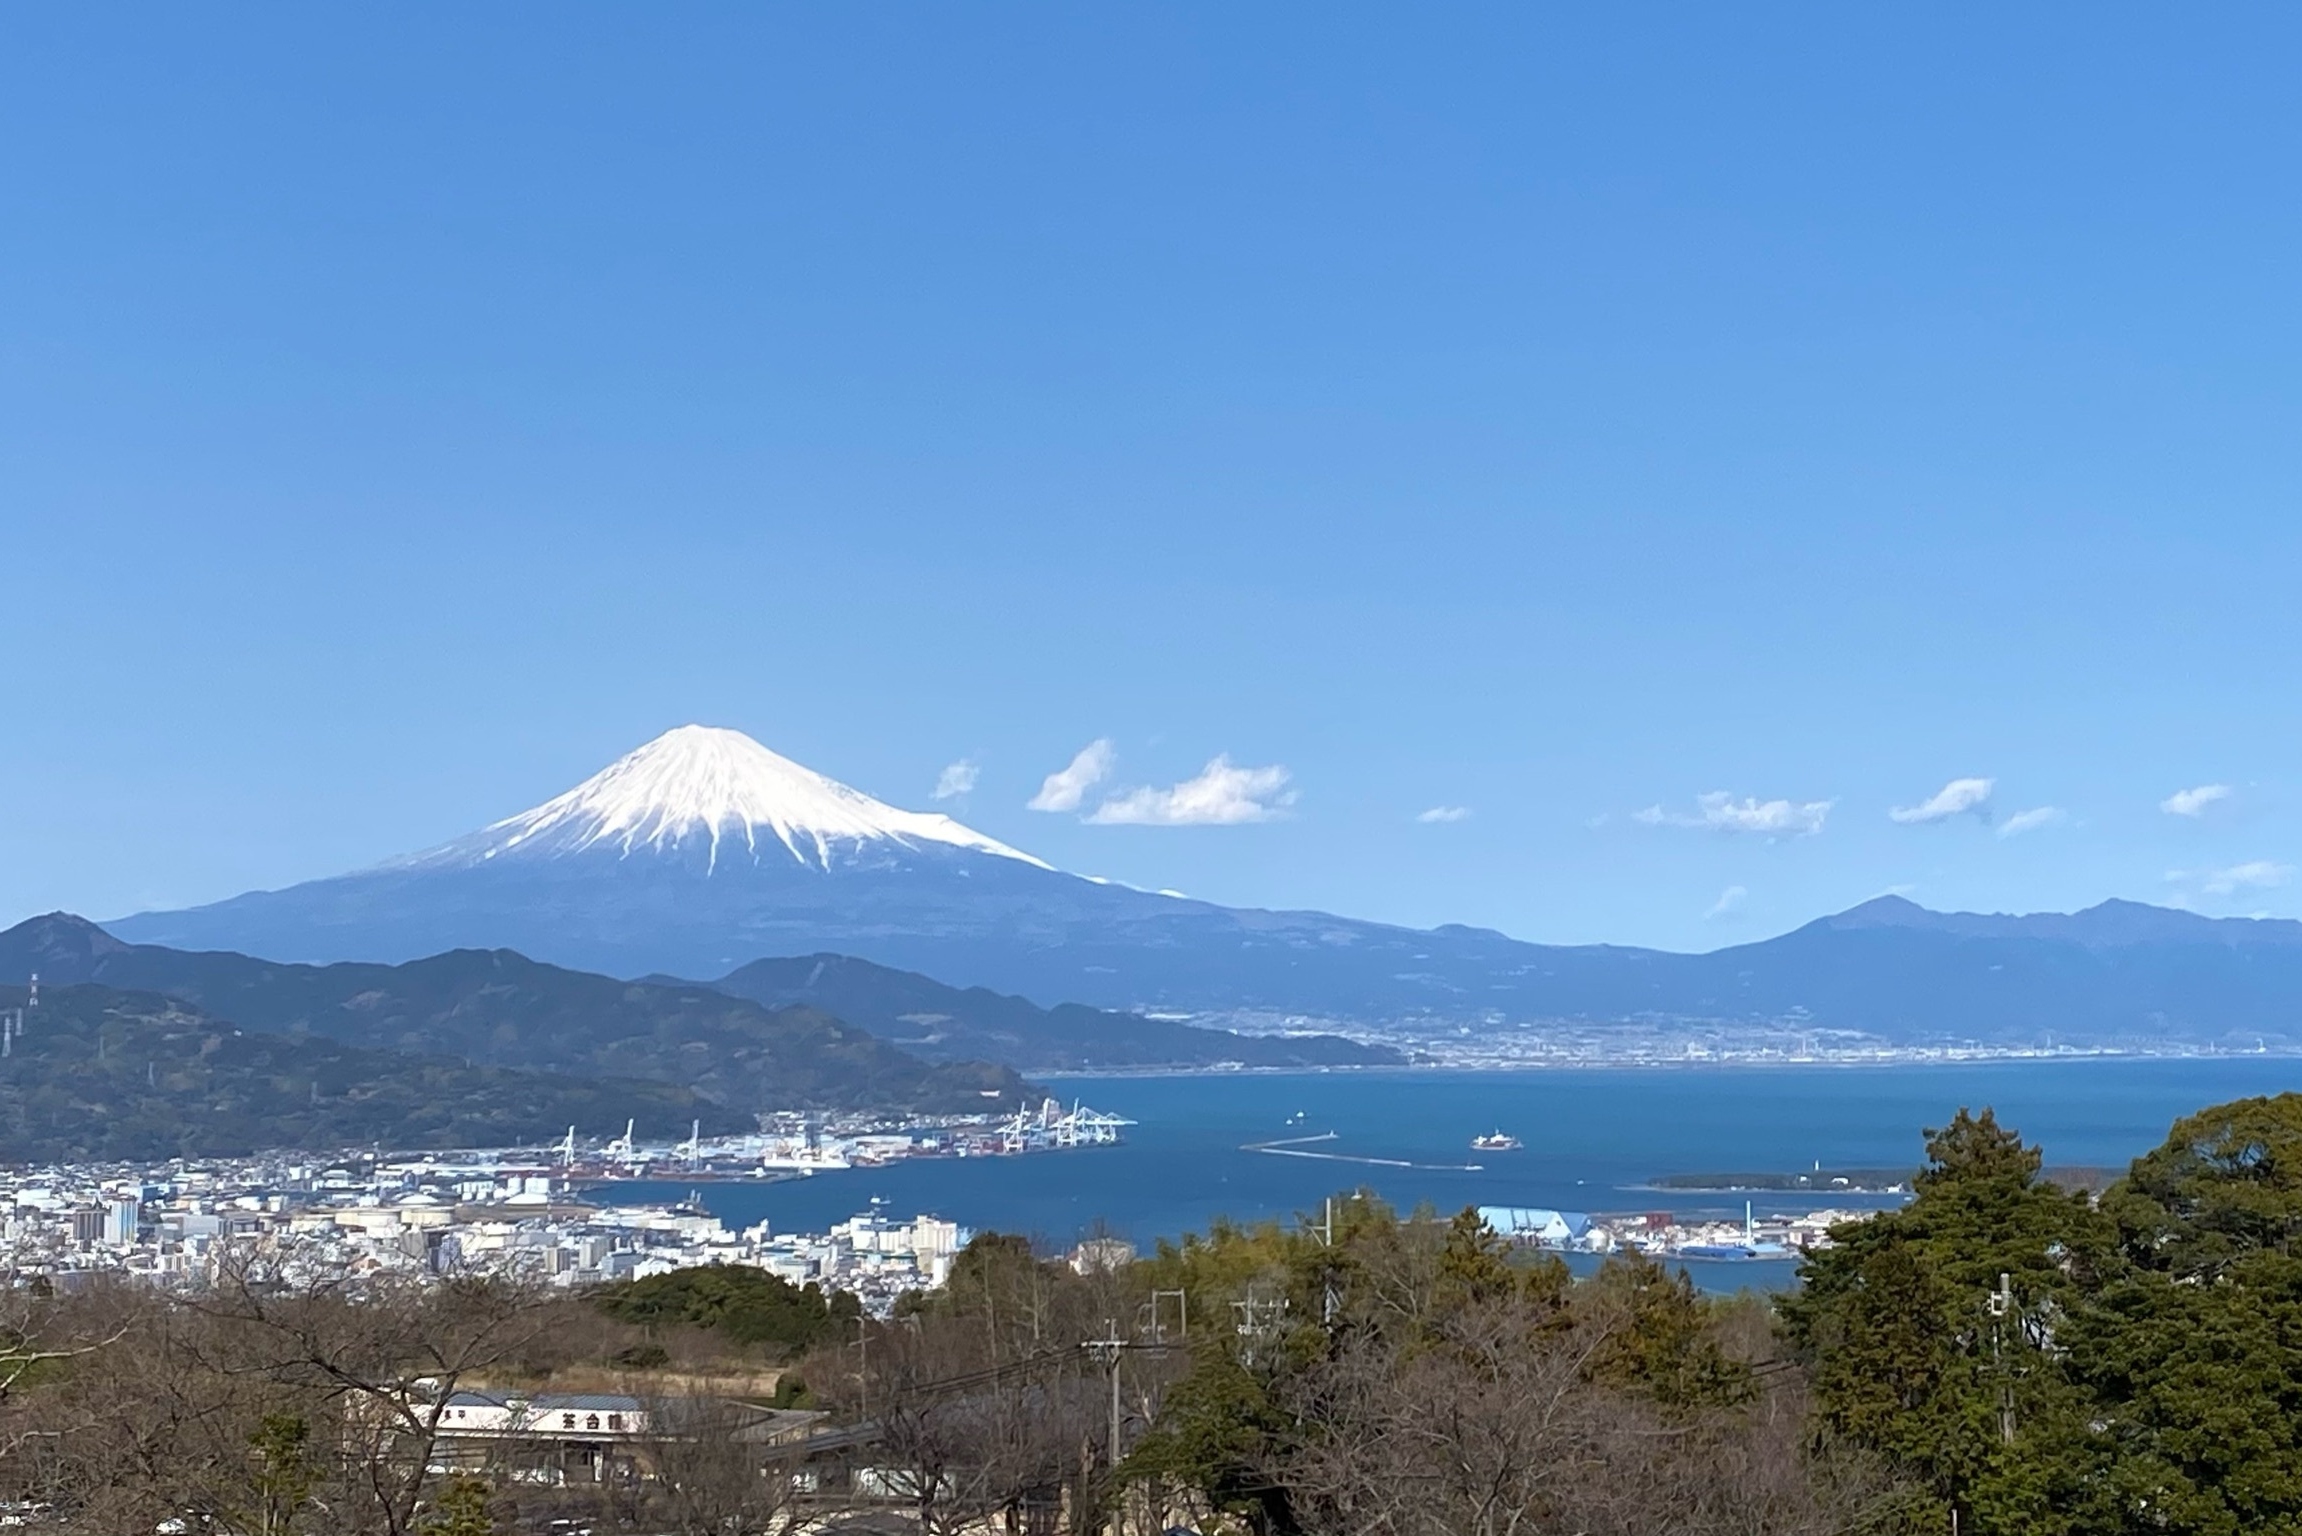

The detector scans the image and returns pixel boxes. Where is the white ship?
[757,1133,852,1172]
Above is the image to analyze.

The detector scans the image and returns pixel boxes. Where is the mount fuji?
[111,725,1524,1015]
[103,725,2302,1048]
[400,724,1054,877]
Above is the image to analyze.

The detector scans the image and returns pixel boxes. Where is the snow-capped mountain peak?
[407,725,1051,874]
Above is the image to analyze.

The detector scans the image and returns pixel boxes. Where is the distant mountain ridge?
[88,726,2302,1050]
[1620,896,2302,1048]
[104,726,1655,1016]
[695,954,1402,1072]
[1816,894,2302,948]
[0,914,1029,1114]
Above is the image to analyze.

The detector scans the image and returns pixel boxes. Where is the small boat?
[1471,1131,1523,1152]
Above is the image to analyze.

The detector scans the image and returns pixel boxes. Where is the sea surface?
[601,1058,2302,1291]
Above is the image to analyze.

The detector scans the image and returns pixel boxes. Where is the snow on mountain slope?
[398,725,1052,874]
[96,724,2302,1045]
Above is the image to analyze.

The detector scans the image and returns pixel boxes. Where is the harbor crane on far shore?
[998,1097,1136,1153]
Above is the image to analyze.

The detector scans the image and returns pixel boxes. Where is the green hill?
[0,982,750,1162]
[0,914,1030,1115]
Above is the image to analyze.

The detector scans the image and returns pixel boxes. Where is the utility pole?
[1086,1321,1124,1463]
[1987,1272,2016,1445]
[1148,1288,1187,1343]
[1087,1308,1191,1535]
[1083,1320,1127,1536]
[1318,1197,1338,1323]
[1232,1286,1286,1367]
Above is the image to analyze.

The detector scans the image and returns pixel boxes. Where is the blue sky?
[6,8,2302,951]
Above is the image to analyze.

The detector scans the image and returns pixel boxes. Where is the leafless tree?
[0,1278,343,1534]
[183,1248,568,1535]
[606,1393,809,1536]
[797,1236,1182,1536]
[0,1248,580,1535]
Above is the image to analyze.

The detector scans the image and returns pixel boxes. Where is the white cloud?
[1704,885,1748,921]
[1889,777,1995,825]
[1027,739,1115,813]
[1417,805,1472,824]
[1088,756,1296,826]
[930,758,979,801]
[2161,783,2233,818]
[1635,791,1832,838]
[2169,859,2293,897]
[1996,806,2065,840]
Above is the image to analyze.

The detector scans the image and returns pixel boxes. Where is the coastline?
[1031,1047,2302,1082]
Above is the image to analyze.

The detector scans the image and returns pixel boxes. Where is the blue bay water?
[603,1060,2302,1288]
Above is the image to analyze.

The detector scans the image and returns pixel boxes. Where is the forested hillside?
[0,982,746,1160]
[0,913,1031,1114]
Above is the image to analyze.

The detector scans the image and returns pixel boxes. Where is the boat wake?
[1241,1132,1485,1173]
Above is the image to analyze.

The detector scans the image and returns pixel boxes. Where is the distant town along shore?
[1652,1164,2116,1193]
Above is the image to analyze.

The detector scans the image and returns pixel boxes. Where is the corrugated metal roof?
[441,1391,643,1412]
